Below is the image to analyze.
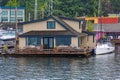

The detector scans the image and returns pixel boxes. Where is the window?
[56,36,71,46]
[78,37,81,47]
[10,17,15,22]
[2,11,8,16]
[1,17,8,21]
[26,36,41,46]
[47,21,55,29]
[79,21,83,29]
[17,17,23,22]
[17,11,23,16]
[10,11,15,16]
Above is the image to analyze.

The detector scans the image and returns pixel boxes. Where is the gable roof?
[94,23,120,32]
[0,6,25,9]
[52,16,80,36]
[19,15,86,36]
[19,15,83,24]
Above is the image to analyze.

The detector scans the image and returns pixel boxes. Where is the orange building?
[77,17,119,24]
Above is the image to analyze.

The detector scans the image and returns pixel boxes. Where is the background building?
[0,6,25,23]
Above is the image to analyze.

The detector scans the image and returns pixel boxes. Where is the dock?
[0,46,92,58]
[111,39,120,57]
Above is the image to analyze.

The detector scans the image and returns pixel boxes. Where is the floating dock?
[0,46,92,57]
[111,39,120,56]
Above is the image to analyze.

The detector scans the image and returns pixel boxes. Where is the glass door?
[43,37,54,49]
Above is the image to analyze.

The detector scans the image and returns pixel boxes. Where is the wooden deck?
[111,39,120,44]
[14,46,91,57]
[0,46,92,58]
[111,39,120,57]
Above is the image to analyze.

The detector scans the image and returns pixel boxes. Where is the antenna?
[0,7,2,22]
[98,0,102,31]
[28,13,31,21]
[34,0,37,20]
[98,0,101,17]
[50,0,53,15]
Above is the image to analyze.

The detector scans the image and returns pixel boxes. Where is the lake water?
[0,53,120,80]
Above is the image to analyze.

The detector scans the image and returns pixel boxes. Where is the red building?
[98,17,118,24]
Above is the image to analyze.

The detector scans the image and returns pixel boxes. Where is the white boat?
[0,29,15,48]
[95,43,115,55]
[0,30,7,36]
[0,34,15,40]
[0,30,15,40]
[95,0,115,55]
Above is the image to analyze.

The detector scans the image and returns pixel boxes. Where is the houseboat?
[17,15,95,55]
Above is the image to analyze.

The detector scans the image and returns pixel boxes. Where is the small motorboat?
[95,42,115,55]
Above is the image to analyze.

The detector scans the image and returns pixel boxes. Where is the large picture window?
[26,36,41,46]
[1,17,8,21]
[56,36,71,46]
[47,21,55,29]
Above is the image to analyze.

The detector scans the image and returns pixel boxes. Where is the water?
[0,54,120,80]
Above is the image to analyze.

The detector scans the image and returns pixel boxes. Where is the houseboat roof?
[19,31,79,37]
[19,15,87,37]
[19,15,84,25]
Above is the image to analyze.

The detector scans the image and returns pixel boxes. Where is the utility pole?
[28,13,31,21]
[25,0,28,21]
[98,0,102,31]
[0,7,2,22]
[50,0,53,15]
[15,6,18,53]
[34,0,37,20]
[48,0,53,16]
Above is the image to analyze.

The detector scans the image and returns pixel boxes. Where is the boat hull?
[95,43,115,55]
[95,47,115,55]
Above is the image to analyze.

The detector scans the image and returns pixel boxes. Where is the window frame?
[47,21,56,29]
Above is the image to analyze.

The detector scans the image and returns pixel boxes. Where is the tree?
[110,0,120,14]
[87,21,94,32]
[101,0,111,16]
[0,0,8,6]
[6,0,19,7]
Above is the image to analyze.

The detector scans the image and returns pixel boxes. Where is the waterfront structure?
[19,16,95,49]
[93,17,120,40]
[78,16,120,41]
[94,23,120,40]
[77,17,119,24]
[0,6,25,23]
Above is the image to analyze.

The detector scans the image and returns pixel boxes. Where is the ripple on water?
[0,54,120,80]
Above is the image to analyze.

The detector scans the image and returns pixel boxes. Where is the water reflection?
[0,54,120,80]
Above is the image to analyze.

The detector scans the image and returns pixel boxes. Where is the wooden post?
[15,7,19,54]
[115,43,120,58]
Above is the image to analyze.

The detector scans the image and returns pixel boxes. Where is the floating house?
[18,16,95,49]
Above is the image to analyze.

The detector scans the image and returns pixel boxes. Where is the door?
[43,37,54,49]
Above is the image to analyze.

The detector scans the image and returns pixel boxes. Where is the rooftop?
[0,6,25,9]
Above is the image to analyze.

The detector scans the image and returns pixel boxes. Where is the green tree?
[110,0,120,14]
[87,21,94,32]
[6,0,19,7]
